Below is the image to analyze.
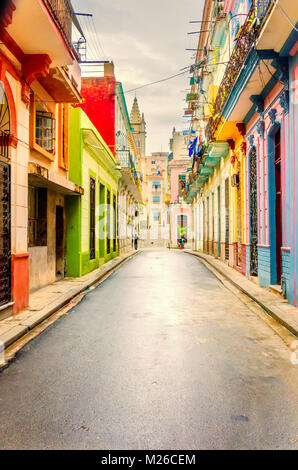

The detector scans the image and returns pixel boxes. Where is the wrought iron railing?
[44,0,73,50]
[0,131,9,159]
[117,150,142,194]
[206,0,273,142]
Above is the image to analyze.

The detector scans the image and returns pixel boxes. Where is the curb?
[184,250,298,338]
[1,250,140,351]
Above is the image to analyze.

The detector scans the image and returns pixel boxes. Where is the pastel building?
[66,108,120,277]
[78,63,143,255]
[142,152,169,245]
[184,0,298,305]
[0,0,82,315]
[168,129,192,247]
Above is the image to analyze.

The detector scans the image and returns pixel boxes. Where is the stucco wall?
[80,77,116,156]
[29,191,65,291]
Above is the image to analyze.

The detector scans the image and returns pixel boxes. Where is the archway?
[0,81,11,134]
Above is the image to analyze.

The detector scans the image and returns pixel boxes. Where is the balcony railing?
[117,150,142,193]
[44,0,73,50]
[0,131,9,159]
[206,0,273,142]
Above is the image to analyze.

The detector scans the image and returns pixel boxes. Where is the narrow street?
[0,250,297,450]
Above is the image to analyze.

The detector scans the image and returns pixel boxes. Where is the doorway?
[56,206,64,278]
[225,178,229,261]
[99,184,105,258]
[217,185,221,257]
[0,161,11,305]
[249,147,258,276]
[274,128,282,284]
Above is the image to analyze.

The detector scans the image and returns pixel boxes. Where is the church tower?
[130,97,146,160]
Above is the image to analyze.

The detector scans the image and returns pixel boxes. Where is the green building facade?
[66,108,120,277]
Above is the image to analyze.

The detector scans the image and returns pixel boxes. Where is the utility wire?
[124,70,191,94]
[86,16,103,59]
[272,0,298,32]
[90,15,107,59]
[261,59,280,83]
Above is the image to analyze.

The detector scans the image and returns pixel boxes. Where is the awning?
[28,162,84,196]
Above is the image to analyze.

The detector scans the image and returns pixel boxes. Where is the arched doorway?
[177,214,188,243]
[0,81,10,158]
[249,146,258,276]
[0,82,11,306]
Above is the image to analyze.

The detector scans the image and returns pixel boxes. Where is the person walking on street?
[134,233,139,250]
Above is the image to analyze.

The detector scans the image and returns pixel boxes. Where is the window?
[28,187,47,247]
[58,104,69,170]
[153,196,160,203]
[113,194,117,252]
[30,97,56,159]
[151,160,156,164]
[152,182,161,192]
[154,212,160,221]
[35,104,55,152]
[107,189,111,254]
[178,175,186,197]
[90,178,96,260]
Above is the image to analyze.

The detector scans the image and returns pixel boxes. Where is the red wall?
[80,77,116,155]
[11,253,29,313]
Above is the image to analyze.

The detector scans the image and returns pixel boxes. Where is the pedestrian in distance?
[134,233,139,250]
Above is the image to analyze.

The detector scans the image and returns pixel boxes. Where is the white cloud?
[72,0,204,153]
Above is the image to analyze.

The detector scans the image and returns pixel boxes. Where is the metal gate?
[225,178,229,260]
[89,177,96,260]
[249,147,258,275]
[0,161,11,306]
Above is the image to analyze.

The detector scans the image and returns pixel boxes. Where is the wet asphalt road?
[0,250,297,450]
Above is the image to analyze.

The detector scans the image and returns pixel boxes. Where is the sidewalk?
[185,250,298,338]
[0,250,139,350]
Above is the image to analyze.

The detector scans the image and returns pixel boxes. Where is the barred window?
[35,105,55,152]
[28,187,47,247]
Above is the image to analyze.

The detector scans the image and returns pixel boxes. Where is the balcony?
[206,0,274,142]
[44,0,72,50]
[117,150,142,203]
[6,0,76,67]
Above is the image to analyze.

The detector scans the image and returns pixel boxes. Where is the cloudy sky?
[72,0,204,154]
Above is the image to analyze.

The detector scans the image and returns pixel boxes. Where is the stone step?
[269,284,283,296]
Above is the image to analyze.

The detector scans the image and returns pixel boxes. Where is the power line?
[272,0,298,32]
[124,70,190,94]
[86,15,102,59]
[90,15,107,59]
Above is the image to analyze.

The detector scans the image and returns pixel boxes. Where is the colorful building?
[142,152,170,245]
[184,0,298,306]
[168,129,192,247]
[79,63,143,255]
[66,107,120,277]
[0,0,82,315]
